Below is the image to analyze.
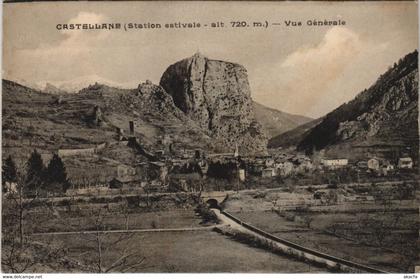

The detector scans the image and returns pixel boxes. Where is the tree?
[2,162,65,273]
[45,153,70,193]
[4,163,42,247]
[121,203,130,230]
[79,209,147,272]
[25,150,45,195]
[3,155,17,185]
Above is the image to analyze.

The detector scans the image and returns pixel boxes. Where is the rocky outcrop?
[160,53,267,154]
[135,80,185,116]
[297,50,418,160]
[334,65,418,141]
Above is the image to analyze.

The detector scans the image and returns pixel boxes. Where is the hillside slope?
[2,80,213,164]
[297,50,419,160]
[253,101,312,138]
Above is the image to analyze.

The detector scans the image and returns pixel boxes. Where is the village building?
[262,167,276,178]
[398,157,413,169]
[382,160,395,171]
[181,149,195,159]
[162,134,172,146]
[238,169,246,182]
[117,164,136,180]
[321,159,348,169]
[145,180,168,192]
[367,158,380,171]
[197,159,209,175]
[275,161,294,176]
[4,181,17,194]
[234,144,239,158]
[116,127,127,141]
[293,157,313,172]
[58,147,96,157]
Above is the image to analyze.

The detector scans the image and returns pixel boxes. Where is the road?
[212,208,387,273]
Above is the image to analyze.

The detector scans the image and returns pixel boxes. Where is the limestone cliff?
[160,53,267,154]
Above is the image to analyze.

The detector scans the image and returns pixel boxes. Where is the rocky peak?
[137,80,156,96]
[160,54,267,154]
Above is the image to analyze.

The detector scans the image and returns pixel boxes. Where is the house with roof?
[321,159,348,169]
[398,157,413,169]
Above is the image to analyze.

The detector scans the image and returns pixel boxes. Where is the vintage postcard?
[2,0,419,274]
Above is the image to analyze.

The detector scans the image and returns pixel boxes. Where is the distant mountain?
[11,75,136,94]
[44,83,68,95]
[297,50,418,161]
[268,118,323,149]
[253,102,312,138]
[52,75,135,93]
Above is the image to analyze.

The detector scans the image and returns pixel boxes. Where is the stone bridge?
[201,191,232,208]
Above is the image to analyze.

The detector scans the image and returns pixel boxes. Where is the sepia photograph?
[1,0,419,275]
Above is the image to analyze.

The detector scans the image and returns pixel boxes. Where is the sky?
[3,1,418,118]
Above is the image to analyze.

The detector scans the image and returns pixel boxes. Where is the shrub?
[252,191,266,199]
[151,220,157,229]
[327,183,338,189]
[284,212,296,222]
[195,202,219,224]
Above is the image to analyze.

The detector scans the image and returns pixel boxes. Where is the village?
[68,120,417,195]
[3,118,415,199]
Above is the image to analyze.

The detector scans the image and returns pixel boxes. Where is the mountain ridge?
[252,101,313,138]
[296,50,419,161]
